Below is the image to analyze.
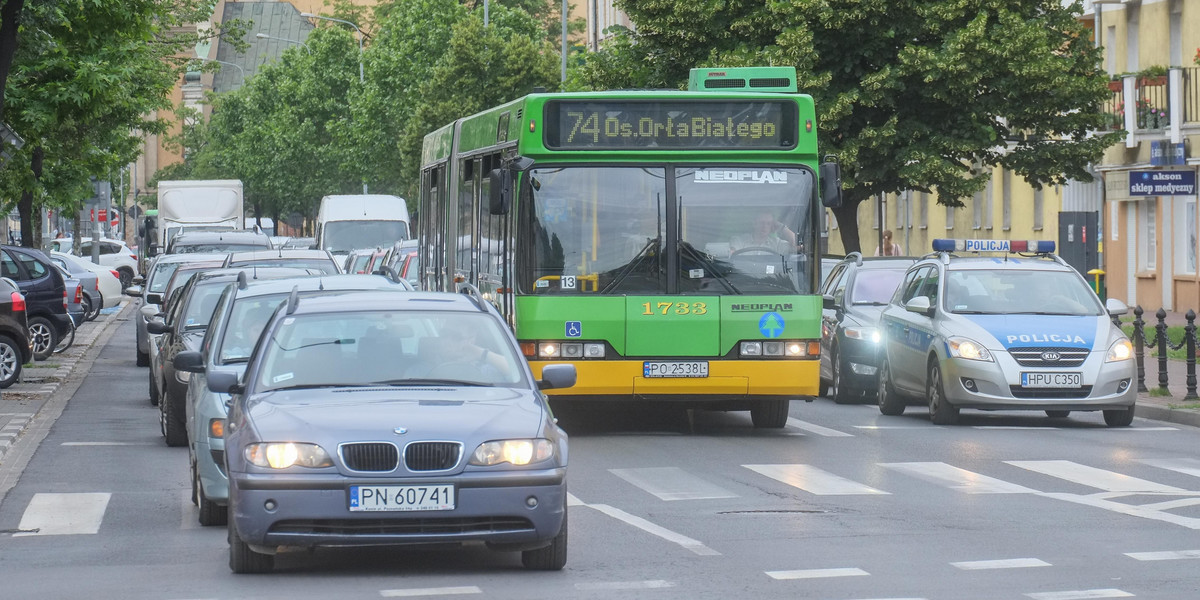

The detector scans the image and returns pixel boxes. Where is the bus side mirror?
[488,168,511,216]
[819,161,843,209]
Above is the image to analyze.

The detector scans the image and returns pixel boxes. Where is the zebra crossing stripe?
[1125,549,1200,561]
[609,467,737,501]
[14,493,110,536]
[379,587,482,597]
[743,464,888,495]
[765,567,869,580]
[881,462,1036,494]
[952,558,1051,570]
[1023,589,1132,599]
[1137,457,1200,478]
[786,418,853,437]
[1007,460,1185,493]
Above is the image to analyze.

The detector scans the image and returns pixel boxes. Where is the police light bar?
[932,239,1056,253]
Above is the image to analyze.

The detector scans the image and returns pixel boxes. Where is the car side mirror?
[537,364,577,390]
[819,160,843,209]
[145,292,163,305]
[207,370,243,395]
[173,350,205,373]
[904,296,934,317]
[1105,298,1129,316]
[125,285,143,298]
[146,319,169,335]
[148,244,159,257]
[822,294,836,310]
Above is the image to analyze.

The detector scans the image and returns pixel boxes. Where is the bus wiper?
[600,237,660,294]
[678,242,738,294]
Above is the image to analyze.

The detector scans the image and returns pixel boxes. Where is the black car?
[148,267,317,446]
[1,245,72,361]
[0,276,32,387]
[819,254,914,404]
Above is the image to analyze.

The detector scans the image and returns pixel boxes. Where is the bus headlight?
[538,342,560,358]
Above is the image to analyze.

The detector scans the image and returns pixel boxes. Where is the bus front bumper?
[529,359,819,398]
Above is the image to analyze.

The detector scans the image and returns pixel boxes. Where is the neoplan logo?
[731,303,793,312]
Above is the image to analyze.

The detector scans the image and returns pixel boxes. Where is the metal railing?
[1116,307,1198,399]
[1184,66,1200,125]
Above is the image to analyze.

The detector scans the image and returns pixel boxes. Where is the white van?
[315,194,410,257]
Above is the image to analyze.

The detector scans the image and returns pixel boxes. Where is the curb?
[1135,399,1200,429]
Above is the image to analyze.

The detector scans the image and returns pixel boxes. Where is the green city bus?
[418,67,842,428]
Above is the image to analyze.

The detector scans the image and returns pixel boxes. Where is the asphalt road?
[2,313,1200,599]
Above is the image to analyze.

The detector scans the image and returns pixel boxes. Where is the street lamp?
[300,12,363,83]
[300,12,368,194]
[256,32,311,55]
[193,57,246,88]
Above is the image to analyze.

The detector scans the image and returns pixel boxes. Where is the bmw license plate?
[349,484,454,512]
[643,361,709,378]
[1021,372,1082,388]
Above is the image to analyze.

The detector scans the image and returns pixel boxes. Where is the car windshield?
[173,243,269,254]
[218,294,288,363]
[148,263,182,293]
[943,269,1104,316]
[851,269,907,305]
[230,259,337,274]
[322,221,408,254]
[180,281,230,329]
[256,311,526,392]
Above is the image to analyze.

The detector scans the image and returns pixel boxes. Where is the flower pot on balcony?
[1108,80,1123,92]
[1137,75,1167,87]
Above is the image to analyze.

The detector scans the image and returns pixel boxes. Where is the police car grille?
[1009,385,1093,399]
[405,442,461,471]
[1008,347,1089,367]
[341,443,399,472]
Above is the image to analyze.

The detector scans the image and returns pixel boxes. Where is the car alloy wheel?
[28,316,57,361]
[877,360,905,416]
[0,335,22,388]
[831,347,854,405]
[927,362,959,425]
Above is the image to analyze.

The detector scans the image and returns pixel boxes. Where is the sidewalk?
[0,301,131,466]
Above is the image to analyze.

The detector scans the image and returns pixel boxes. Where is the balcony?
[1102,67,1198,148]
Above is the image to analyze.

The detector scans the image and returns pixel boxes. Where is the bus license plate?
[349,485,455,512]
[644,361,709,378]
[1021,372,1082,389]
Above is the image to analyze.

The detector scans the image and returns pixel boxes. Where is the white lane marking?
[881,462,1036,494]
[1007,460,1185,492]
[583,502,720,556]
[974,426,1060,430]
[765,567,869,580]
[379,587,482,597]
[1138,457,1200,478]
[853,425,927,430]
[744,464,888,495]
[609,467,737,501]
[574,580,676,591]
[1109,427,1178,431]
[1136,497,1200,511]
[180,489,200,530]
[14,493,110,536]
[566,493,586,507]
[786,418,853,437]
[952,558,1051,570]
[61,442,157,446]
[1023,589,1133,600]
[1125,549,1200,560]
[1039,491,1200,529]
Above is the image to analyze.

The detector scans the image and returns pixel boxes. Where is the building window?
[972,188,983,230]
[984,178,993,230]
[1033,188,1043,231]
[1139,200,1156,271]
[945,198,955,230]
[918,192,927,229]
[872,195,880,230]
[1001,170,1012,231]
[1178,199,1196,275]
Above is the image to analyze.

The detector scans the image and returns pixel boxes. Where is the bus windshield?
[521,166,815,295]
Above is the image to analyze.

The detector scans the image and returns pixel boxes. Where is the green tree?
[571,0,1118,253]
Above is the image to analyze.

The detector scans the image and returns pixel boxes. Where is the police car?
[876,239,1137,426]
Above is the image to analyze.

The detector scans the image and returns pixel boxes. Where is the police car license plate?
[349,484,454,512]
[644,361,709,378]
[1021,372,1082,388]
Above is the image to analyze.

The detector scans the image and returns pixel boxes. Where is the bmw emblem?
[1041,351,1061,362]
[394,427,408,435]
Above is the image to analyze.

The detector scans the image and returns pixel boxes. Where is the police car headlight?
[843,327,881,344]
[946,337,993,361]
[1106,338,1134,362]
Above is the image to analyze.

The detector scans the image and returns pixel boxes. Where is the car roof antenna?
[285,285,300,315]
[236,271,248,290]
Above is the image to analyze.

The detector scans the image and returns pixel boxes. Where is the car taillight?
[75,286,83,303]
[62,290,67,309]
[129,254,137,260]
[110,270,119,280]
[11,291,24,312]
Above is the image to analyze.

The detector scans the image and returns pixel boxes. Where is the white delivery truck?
[152,180,245,255]
[315,194,410,257]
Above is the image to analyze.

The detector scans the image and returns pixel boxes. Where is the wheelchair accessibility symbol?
[565,321,582,338]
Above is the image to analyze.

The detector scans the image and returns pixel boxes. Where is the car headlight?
[469,439,555,466]
[946,336,993,361]
[244,442,333,469]
[1107,338,1134,362]
[843,327,881,343]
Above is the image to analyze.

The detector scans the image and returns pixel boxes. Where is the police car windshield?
[943,269,1103,316]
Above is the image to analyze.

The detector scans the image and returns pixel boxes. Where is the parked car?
[166,230,272,255]
[53,264,87,327]
[150,267,318,446]
[221,249,341,275]
[175,272,414,526]
[49,253,103,321]
[0,276,32,388]
[818,254,914,403]
[50,250,122,311]
[1,245,72,360]
[126,253,225,368]
[48,237,138,290]
[342,247,385,274]
[203,290,575,573]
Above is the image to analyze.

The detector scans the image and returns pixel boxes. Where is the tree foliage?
[571,0,1119,252]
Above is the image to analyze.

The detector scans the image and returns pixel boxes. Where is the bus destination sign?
[544,100,796,150]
